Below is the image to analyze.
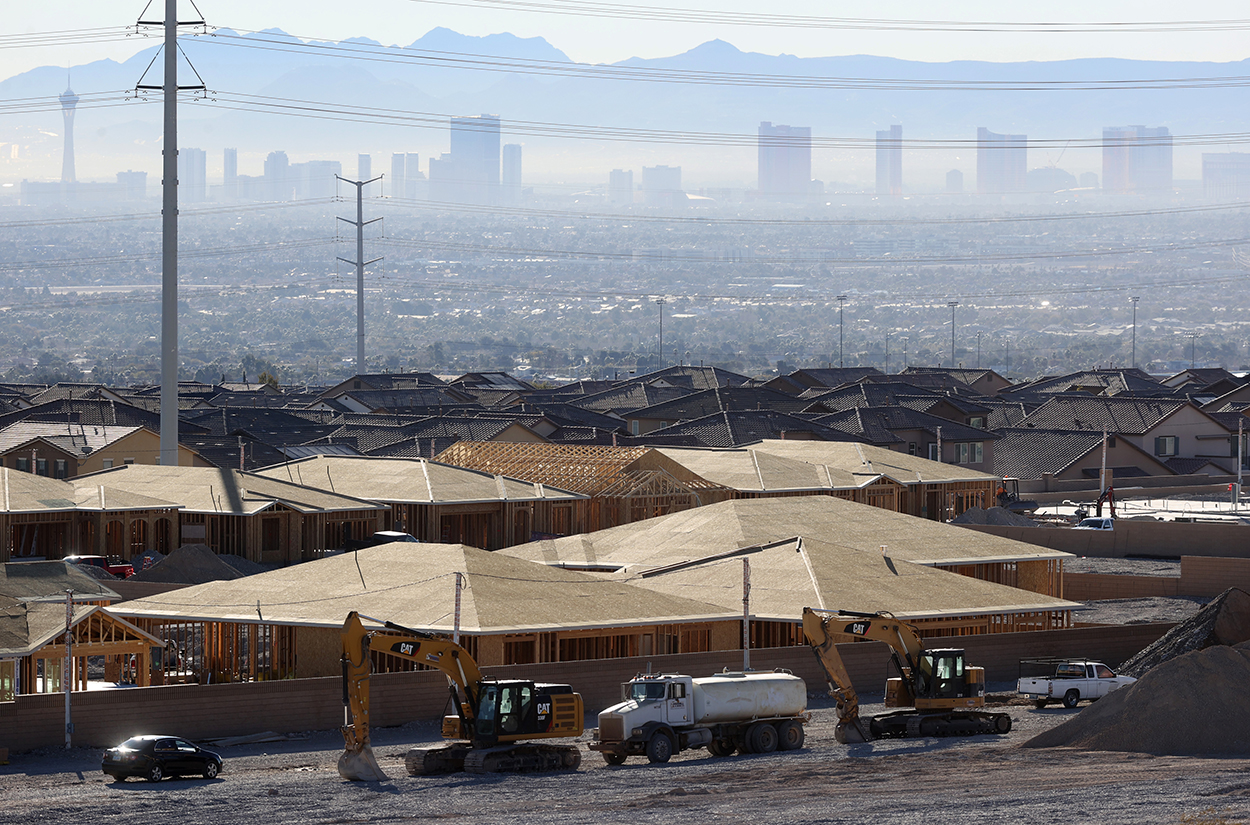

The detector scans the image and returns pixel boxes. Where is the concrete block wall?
[2,623,1172,753]
[961,521,1250,559]
[1180,556,1250,597]
[1064,573,1180,601]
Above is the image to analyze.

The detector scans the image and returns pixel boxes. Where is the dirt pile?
[130,543,243,584]
[1023,641,1250,755]
[217,553,270,576]
[1117,587,1250,678]
[950,506,1037,527]
[131,549,165,572]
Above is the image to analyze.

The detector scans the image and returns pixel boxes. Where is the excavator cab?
[469,680,576,746]
[911,649,985,709]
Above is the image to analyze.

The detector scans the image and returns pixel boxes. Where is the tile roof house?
[572,383,695,416]
[1002,369,1168,400]
[815,406,998,472]
[624,409,866,448]
[0,422,210,478]
[1014,396,1236,465]
[992,428,1177,483]
[901,367,1014,395]
[624,386,813,436]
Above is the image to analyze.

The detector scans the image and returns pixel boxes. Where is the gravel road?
[3,693,1247,825]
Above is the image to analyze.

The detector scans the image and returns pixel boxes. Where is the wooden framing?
[4,608,163,697]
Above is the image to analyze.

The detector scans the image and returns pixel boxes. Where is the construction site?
[3,444,1250,823]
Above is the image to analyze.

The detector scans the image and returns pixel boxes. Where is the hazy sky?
[5,0,1250,82]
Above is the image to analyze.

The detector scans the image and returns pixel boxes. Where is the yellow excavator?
[338,611,584,780]
[802,607,1011,743]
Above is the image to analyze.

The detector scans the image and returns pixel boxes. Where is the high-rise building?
[358,153,371,180]
[390,153,406,199]
[946,169,964,193]
[1203,153,1250,200]
[449,114,501,204]
[1079,171,1099,189]
[59,83,79,184]
[116,170,147,200]
[757,122,811,197]
[295,160,341,199]
[642,165,683,206]
[1103,126,1172,193]
[223,148,238,200]
[609,169,633,204]
[178,147,207,202]
[502,144,522,204]
[976,127,1028,194]
[264,151,291,201]
[875,125,903,196]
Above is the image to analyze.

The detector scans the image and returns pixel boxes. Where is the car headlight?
[632,728,643,736]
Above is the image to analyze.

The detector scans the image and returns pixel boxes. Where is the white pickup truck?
[1017,660,1136,708]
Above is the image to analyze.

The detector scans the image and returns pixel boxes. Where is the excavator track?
[868,710,1012,739]
[405,744,473,776]
[462,744,582,774]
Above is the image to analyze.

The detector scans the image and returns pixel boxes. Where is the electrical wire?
[205,28,1250,91]
[405,2,1250,34]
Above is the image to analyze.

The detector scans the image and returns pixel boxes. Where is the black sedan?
[102,735,223,782]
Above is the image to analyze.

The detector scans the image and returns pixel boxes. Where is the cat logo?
[396,642,416,656]
[844,621,870,636]
[537,702,551,718]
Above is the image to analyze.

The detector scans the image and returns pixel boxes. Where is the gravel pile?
[130,543,244,584]
[217,553,271,576]
[1023,641,1250,755]
[950,506,1037,527]
[1069,596,1205,626]
[1117,588,1250,678]
[132,549,165,571]
[69,562,117,581]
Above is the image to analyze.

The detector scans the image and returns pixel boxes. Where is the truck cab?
[1017,659,1136,708]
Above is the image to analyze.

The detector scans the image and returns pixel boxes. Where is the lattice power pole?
[337,175,383,373]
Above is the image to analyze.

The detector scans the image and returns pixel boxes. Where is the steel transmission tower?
[136,0,205,468]
[337,176,384,373]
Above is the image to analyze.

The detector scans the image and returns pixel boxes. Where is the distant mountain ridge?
[2,28,1247,181]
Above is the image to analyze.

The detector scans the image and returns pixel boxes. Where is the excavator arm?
[801,607,928,744]
[339,611,484,781]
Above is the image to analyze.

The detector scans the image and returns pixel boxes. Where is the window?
[102,458,114,469]
[954,442,984,464]
[908,442,918,456]
[54,460,68,479]
[630,420,640,435]
[968,416,985,429]
[35,459,48,476]
[927,443,939,461]
[123,457,135,465]
[1154,435,1178,457]
[14,457,28,472]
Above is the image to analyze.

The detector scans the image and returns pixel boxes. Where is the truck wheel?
[995,714,1012,734]
[707,739,730,757]
[777,721,805,751]
[746,722,778,754]
[1063,689,1080,709]
[645,733,673,764]
[602,753,627,766]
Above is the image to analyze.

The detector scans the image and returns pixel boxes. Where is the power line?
[405,2,1250,34]
[204,28,1250,91]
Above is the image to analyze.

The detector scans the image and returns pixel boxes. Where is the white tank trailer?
[589,670,808,765]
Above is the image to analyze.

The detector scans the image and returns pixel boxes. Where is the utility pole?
[885,329,890,374]
[837,295,848,368]
[1190,332,1199,369]
[655,298,666,369]
[136,0,205,468]
[947,301,959,368]
[336,175,384,374]
[1005,336,1010,379]
[976,331,982,369]
[64,589,73,749]
[1130,296,1140,369]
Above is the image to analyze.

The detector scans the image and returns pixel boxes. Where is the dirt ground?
[3,691,1247,825]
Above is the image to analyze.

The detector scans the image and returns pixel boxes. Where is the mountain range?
[2,27,1247,185]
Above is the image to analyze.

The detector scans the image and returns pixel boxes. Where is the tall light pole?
[885,329,890,374]
[1005,336,1011,380]
[1130,296,1140,369]
[948,301,959,368]
[976,331,982,369]
[655,297,666,369]
[837,295,848,368]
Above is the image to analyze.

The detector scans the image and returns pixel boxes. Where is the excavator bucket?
[338,743,389,782]
[834,720,870,744]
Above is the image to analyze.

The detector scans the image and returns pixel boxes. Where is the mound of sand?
[1023,641,1250,755]
[130,543,243,584]
[1118,588,1250,678]
[950,506,1037,527]
[132,549,165,572]
[216,553,270,576]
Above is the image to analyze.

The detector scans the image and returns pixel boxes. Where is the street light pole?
[837,295,848,368]
[976,331,982,369]
[948,301,959,367]
[1130,296,1140,369]
[655,298,666,369]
